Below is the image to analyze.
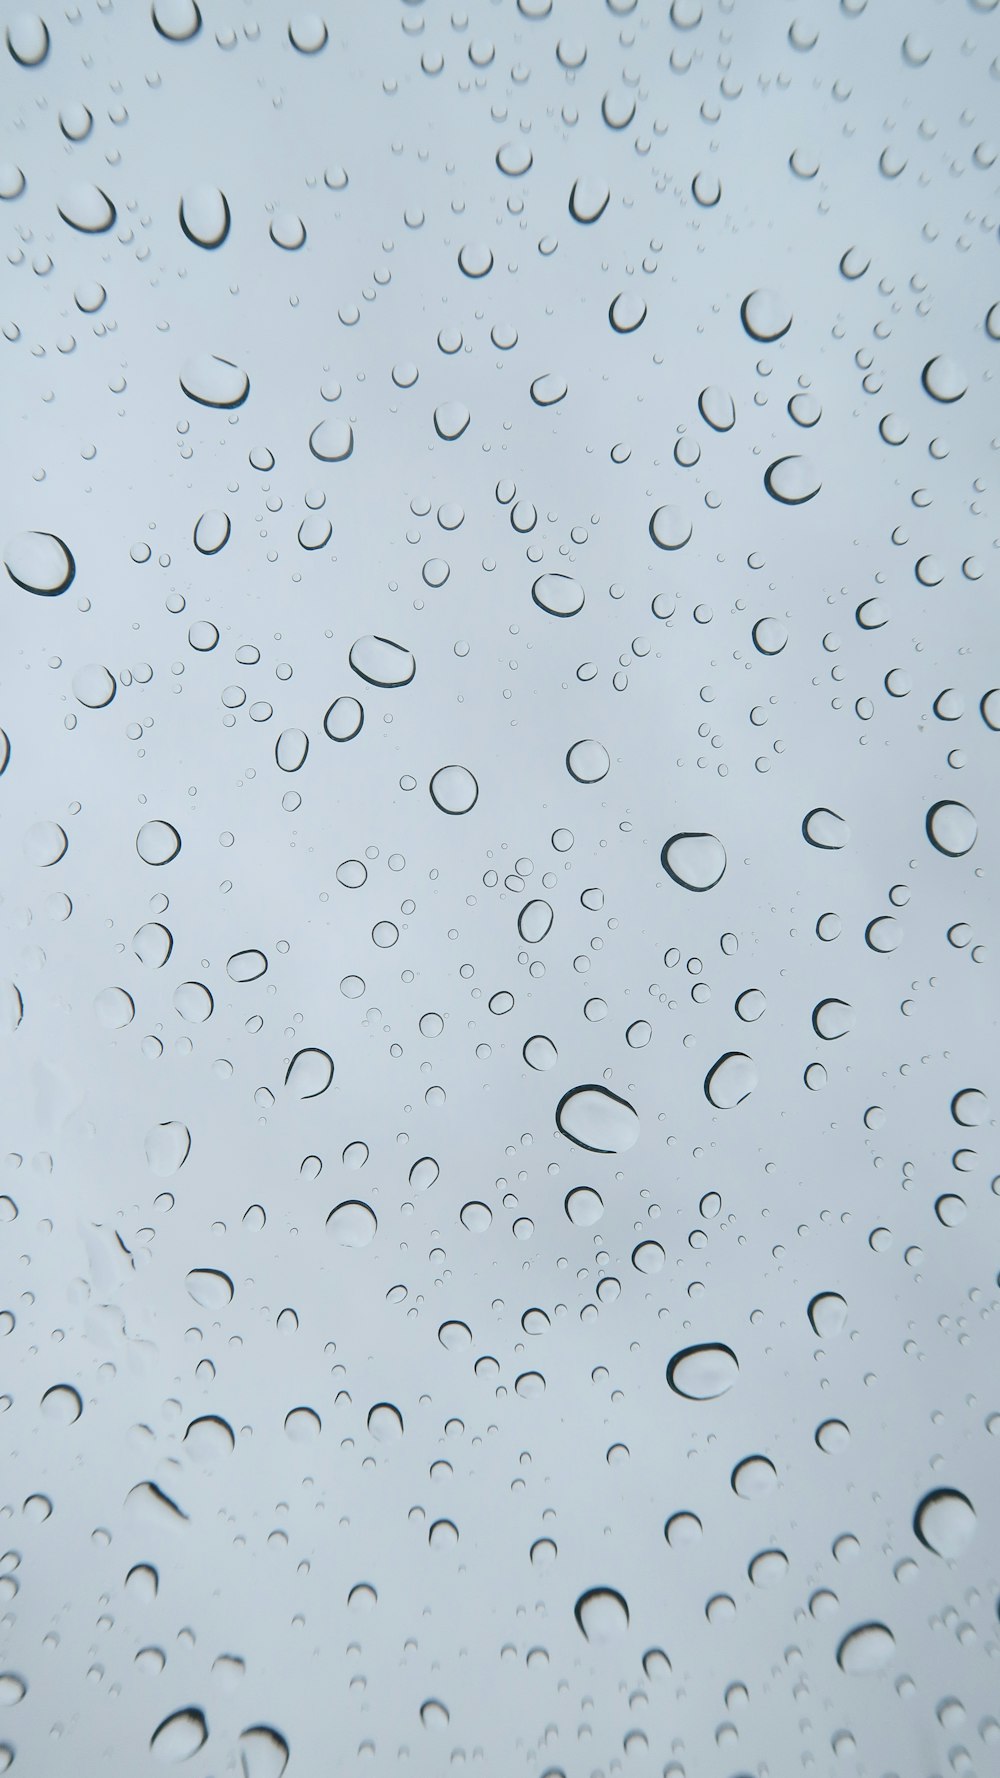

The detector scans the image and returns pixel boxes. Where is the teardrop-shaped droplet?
[661,832,726,891]
[4,530,75,595]
[555,1084,639,1154]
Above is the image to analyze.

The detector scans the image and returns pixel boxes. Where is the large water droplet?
[284,1048,333,1099]
[704,1052,758,1108]
[227,949,267,982]
[566,739,610,783]
[179,185,230,247]
[238,1725,290,1778]
[433,401,471,440]
[136,820,181,865]
[666,1343,739,1400]
[6,13,49,64]
[574,1587,629,1641]
[569,177,610,222]
[40,1383,83,1423]
[802,807,849,849]
[4,531,75,595]
[741,288,792,341]
[180,354,249,409]
[193,509,231,554]
[518,899,553,942]
[429,765,478,814]
[151,1708,208,1763]
[367,1401,403,1443]
[556,1085,639,1153]
[698,385,735,431]
[324,697,364,741]
[836,1623,895,1675]
[532,573,585,617]
[349,635,415,687]
[145,1122,191,1176]
[921,355,966,402]
[326,1200,377,1247]
[608,292,646,333]
[764,456,821,503]
[57,183,116,233]
[913,1488,976,1559]
[565,1187,604,1226]
[926,800,977,857]
[808,1292,847,1338]
[185,1268,233,1308]
[649,505,693,549]
[309,418,354,461]
[661,832,726,891]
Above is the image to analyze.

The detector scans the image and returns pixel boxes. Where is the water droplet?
[741,289,792,340]
[324,697,364,741]
[180,354,249,409]
[40,1383,82,1423]
[184,1415,235,1461]
[95,986,135,1029]
[921,356,966,402]
[565,1187,604,1226]
[530,373,568,406]
[179,185,230,247]
[698,386,735,431]
[731,1454,776,1498]
[227,949,268,982]
[151,1708,208,1763]
[24,821,68,866]
[144,1122,191,1176]
[661,832,726,891]
[136,820,181,865]
[913,1488,976,1558]
[524,1034,558,1070]
[808,1292,847,1338]
[704,1052,758,1109]
[433,401,471,440]
[6,13,49,64]
[569,177,610,222]
[566,739,610,783]
[803,807,849,849]
[284,1048,333,1099]
[326,1200,377,1247]
[288,13,328,54]
[458,242,493,277]
[429,765,478,814]
[812,999,854,1040]
[556,1084,639,1153]
[4,530,75,595]
[926,800,977,857]
[608,292,646,333]
[836,1623,895,1675]
[185,1268,233,1308]
[764,455,821,504]
[518,899,553,942]
[574,1587,629,1641]
[649,505,693,549]
[532,573,585,617]
[632,1240,664,1274]
[367,1401,403,1442]
[173,981,213,1023]
[57,182,115,233]
[193,509,231,554]
[349,635,415,687]
[152,1,202,42]
[666,1343,739,1400]
[309,418,354,461]
[951,1088,989,1127]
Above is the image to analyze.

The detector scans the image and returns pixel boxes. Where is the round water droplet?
[565,1187,603,1226]
[40,1383,82,1423]
[698,386,735,431]
[71,665,115,711]
[324,697,364,741]
[326,1200,377,1247]
[530,373,568,406]
[136,820,181,866]
[179,186,230,247]
[865,916,901,953]
[4,530,75,595]
[285,1048,333,1099]
[429,765,478,814]
[764,455,821,503]
[309,418,354,461]
[921,356,966,402]
[661,832,726,891]
[152,0,202,42]
[951,1088,988,1127]
[913,1488,976,1559]
[524,1034,557,1071]
[741,289,792,341]
[173,982,212,1023]
[632,1240,665,1274]
[135,923,173,967]
[731,1454,776,1498]
[566,739,610,783]
[574,1587,629,1641]
[275,729,309,773]
[803,807,849,849]
[433,401,470,441]
[180,354,249,409]
[95,986,134,1029]
[6,13,49,64]
[569,177,610,222]
[836,1623,895,1675]
[649,505,692,550]
[752,617,787,655]
[24,820,67,867]
[349,635,415,688]
[532,573,584,617]
[518,899,553,942]
[812,999,854,1040]
[185,1267,233,1309]
[808,1292,847,1338]
[458,242,493,278]
[193,509,231,554]
[145,1122,191,1176]
[704,1052,757,1108]
[926,801,977,857]
[151,1708,208,1763]
[227,949,267,982]
[667,1343,738,1400]
[367,1401,403,1442]
[556,1084,639,1153]
[609,292,646,333]
[58,183,115,233]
